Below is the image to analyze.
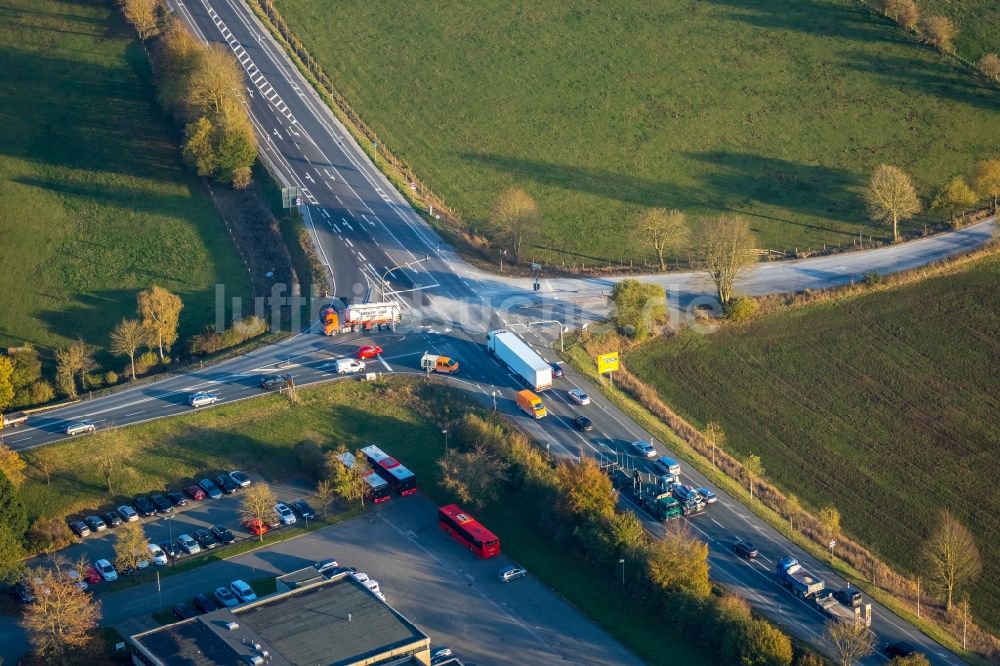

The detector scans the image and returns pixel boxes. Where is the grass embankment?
[272,0,1000,262]
[918,0,1000,63]
[0,0,250,359]
[21,377,709,664]
[627,252,1000,633]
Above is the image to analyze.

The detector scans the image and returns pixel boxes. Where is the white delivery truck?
[486,330,553,391]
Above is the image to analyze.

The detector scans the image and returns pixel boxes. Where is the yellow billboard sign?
[596,352,620,374]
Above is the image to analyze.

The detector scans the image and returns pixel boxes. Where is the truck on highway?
[420,353,460,374]
[486,330,552,391]
[775,556,825,598]
[816,592,872,627]
[321,302,401,336]
[1,412,28,430]
[632,471,682,522]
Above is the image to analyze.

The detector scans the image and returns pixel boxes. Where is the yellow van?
[516,390,547,419]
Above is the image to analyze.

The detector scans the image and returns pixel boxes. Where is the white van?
[188,392,219,408]
[64,421,96,436]
[654,456,681,477]
[335,359,366,374]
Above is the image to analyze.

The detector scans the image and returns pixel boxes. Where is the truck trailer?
[775,556,825,598]
[816,593,872,627]
[486,330,552,391]
[632,471,682,522]
[321,302,401,336]
[0,412,28,430]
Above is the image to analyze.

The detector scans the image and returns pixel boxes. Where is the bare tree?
[639,208,689,271]
[92,428,129,494]
[439,444,510,510]
[113,522,149,572]
[865,164,921,242]
[923,511,982,610]
[932,176,978,225]
[489,188,540,263]
[980,54,1000,83]
[314,479,337,520]
[122,0,161,39]
[22,564,101,662]
[743,454,764,500]
[54,339,94,398]
[705,422,725,467]
[921,15,956,52]
[818,506,841,543]
[700,215,758,304]
[110,319,146,380]
[137,286,183,361]
[880,0,919,29]
[240,483,279,541]
[825,620,876,666]
[971,159,1000,211]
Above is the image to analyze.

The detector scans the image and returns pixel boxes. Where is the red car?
[84,566,102,585]
[243,518,270,536]
[356,345,383,360]
[184,485,207,500]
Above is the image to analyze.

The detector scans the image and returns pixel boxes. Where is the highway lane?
[7,0,978,661]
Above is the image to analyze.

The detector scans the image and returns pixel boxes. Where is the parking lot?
[9,490,643,665]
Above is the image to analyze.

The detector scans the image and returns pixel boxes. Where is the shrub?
[24,380,55,407]
[979,53,1000,83]
[27,517,74,554]
[104,371,119,386]
[725,295,759,323]
[134,351,160,375]
[83,373,104,390]
[920,15,956,52]
[879,0,919,30]
[863,271,883,285]
[189,316,269,355]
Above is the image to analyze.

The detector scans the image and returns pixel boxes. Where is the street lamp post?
[492,390,497,411]
[526,320,566,352]
[379,255,431,301]
[442,429,449,456]
[619,558,625,589]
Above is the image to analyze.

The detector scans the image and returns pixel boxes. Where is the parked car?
[629,439,657,458]
[572,415,594,432]
[173,602,196,620]
[274,503,297,525]
[177,534,201,555]
[243,518,269,536]
[732,540,760,559]
[215,474,239,494]
[228,471,251,488]
[184,485,207,501]
[64,420,96,436]
[695,487,717,504]
[886,642,918,659]
[83,566,102,585]
[95,559,118,582]
[150,494,174,513]
[430,646,454,666]
[65,570,87,590]
[313,558,339,573]
[166,491,188,507]
[117,505,139,522]
[198,479,223,499]
[289,500,316,520]
[230,579,257,603]
[193,529,217,550]
[356,344,383,359]
[160,542,180,560]
[68,520,90,538]
[84,515,107,532]
[192,593,217,614]
[549,363,564,378]
[498,565,528,583]
[567,388,590,405]
[214,586,238,607]
[259,375,287,390]
[147,543,168,566]
[335,358,365,374]
[133,496,157,517]
[102,511,123,528]
[210,525,236,545]
[11,581,34,604]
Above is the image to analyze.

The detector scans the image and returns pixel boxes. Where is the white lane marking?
[377,356,393,372]
[123,411,146,417]
[345,238,354,248]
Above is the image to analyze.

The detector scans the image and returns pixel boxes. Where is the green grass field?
[0,0,250,361]
[920,0,1000,62]
[21,377,709,664]
[628,252,1000,630]
[272,0,1000,264]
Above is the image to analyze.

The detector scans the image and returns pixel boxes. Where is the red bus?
[438,504,500,559]
[338,452,390,504]
[361,445,417,496]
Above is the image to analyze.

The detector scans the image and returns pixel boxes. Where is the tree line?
[119,1,258,189]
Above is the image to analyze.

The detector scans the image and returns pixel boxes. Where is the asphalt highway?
[6,0,991,661]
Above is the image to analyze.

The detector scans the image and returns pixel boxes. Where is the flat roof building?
[130,571,430,666]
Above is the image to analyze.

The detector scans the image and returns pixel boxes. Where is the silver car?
[629,440,656,458]
[498,565,528,583]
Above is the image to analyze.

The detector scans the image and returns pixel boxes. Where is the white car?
[567,389,590,406]
[214,586,238,608]
[188,392,219,408]
[95,559,118,582]
[696,487,718,504]
[274,503,297,525]
[177,534,201,555]
[64,421,96,436]
[117,505,139,522]
[230,579,257,602]
[335,358,366,374]
[629,440,657,458]
[147,543,168,566]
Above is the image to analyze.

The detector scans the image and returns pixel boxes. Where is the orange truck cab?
[321,306,341,336]
[420,353,459,374]
[516,390,547,419]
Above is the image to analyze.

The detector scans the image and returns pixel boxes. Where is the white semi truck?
[486,330,552,391]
